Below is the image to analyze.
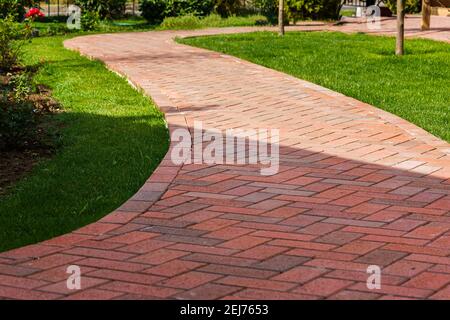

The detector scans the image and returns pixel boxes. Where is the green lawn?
[158,14,268,30]
[179,31,450,142]
[0,36,169,252]
[340,9,355,17]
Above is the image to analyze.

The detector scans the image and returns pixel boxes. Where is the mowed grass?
[0,36,169,252]
[158,14,268,30]
[179,31,450,142]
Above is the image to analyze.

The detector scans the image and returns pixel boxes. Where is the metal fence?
[343,0,388,7]
[38,0,140,17]
[343,0,369,7]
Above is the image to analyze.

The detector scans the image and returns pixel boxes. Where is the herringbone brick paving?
[0,16,449,299]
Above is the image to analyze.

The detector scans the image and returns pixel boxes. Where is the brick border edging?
[98,63,186,215]
[58,39,188,235]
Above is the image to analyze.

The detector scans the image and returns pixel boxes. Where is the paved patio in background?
[0,16,449,300]
[337,15,450,42]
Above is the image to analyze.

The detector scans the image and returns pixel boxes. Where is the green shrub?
[201,13,268,26]
[200,13,223,25]
[74,0,98,13]
[164,0,215,17]
[107,0,127,18]
[214,0,241,17]
[384,0,421,14]
[254,0,342,23]
[319,0,342,20]
[81,10,100,30]
[286,0,319,22]
[0,16,31,72]
[287,0,342,21]
[160,13,202,29]
[140,0,215,23]
[41,23,74,36]
[253,0,278,24]
[140,0,166,24]
[9,72,32,102]
[0,72,36,152]
[74,0,127,19]
[0,0,38,21]
[0,99,36,151]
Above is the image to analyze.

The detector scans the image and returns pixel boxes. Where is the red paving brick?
[293,278,354,297]
[1,17,450,299]
[404,272,450,290]
[158,271,222,289]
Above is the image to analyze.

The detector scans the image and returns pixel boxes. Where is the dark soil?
[0,147,53,196]
[1,70,62,196]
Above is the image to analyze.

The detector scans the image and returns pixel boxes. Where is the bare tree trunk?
[421,0,431,31]
[278,0,285,36]
[396,0,405,55]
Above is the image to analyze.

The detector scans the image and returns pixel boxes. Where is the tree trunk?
[396,0,405,55]
[421,0,431,31]
[278,0,285,36]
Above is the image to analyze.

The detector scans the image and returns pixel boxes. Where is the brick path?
[1,16,450,300]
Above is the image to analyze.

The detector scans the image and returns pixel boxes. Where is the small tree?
[396,0,405,55]
[278,0,284,35]
[421,0,431,30]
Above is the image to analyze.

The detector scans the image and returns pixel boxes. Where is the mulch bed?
[0,148,53,196]
[1,71,62,196]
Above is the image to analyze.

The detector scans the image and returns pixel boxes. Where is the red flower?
[25,8,45,19]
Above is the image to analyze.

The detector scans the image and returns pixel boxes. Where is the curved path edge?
[0,18,449,300]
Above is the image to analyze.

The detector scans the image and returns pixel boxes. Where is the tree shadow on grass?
[0,112,169,252]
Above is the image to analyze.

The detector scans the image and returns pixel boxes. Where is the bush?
[165,0,215,17]
[140,0,166,24]
[319,0,342,20]
[74,0,127,19]
[384,0,421,14]
[253,0,278,24]
[214,0,241,17]
[202,13,268,26]
[0,0,38,21]
[0,72,36,151]
[0,16,31,72]
[140,0,215,23]
[255,0,342,23]
[9,72,32,101]
[74,0,97,13]
[0,99,36,151]
[81,10,100,30]
[41,23,74,36]
[160,14,202,29]
[0,20,35,159]
[287,0,342,21]
[107,0,127,18]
